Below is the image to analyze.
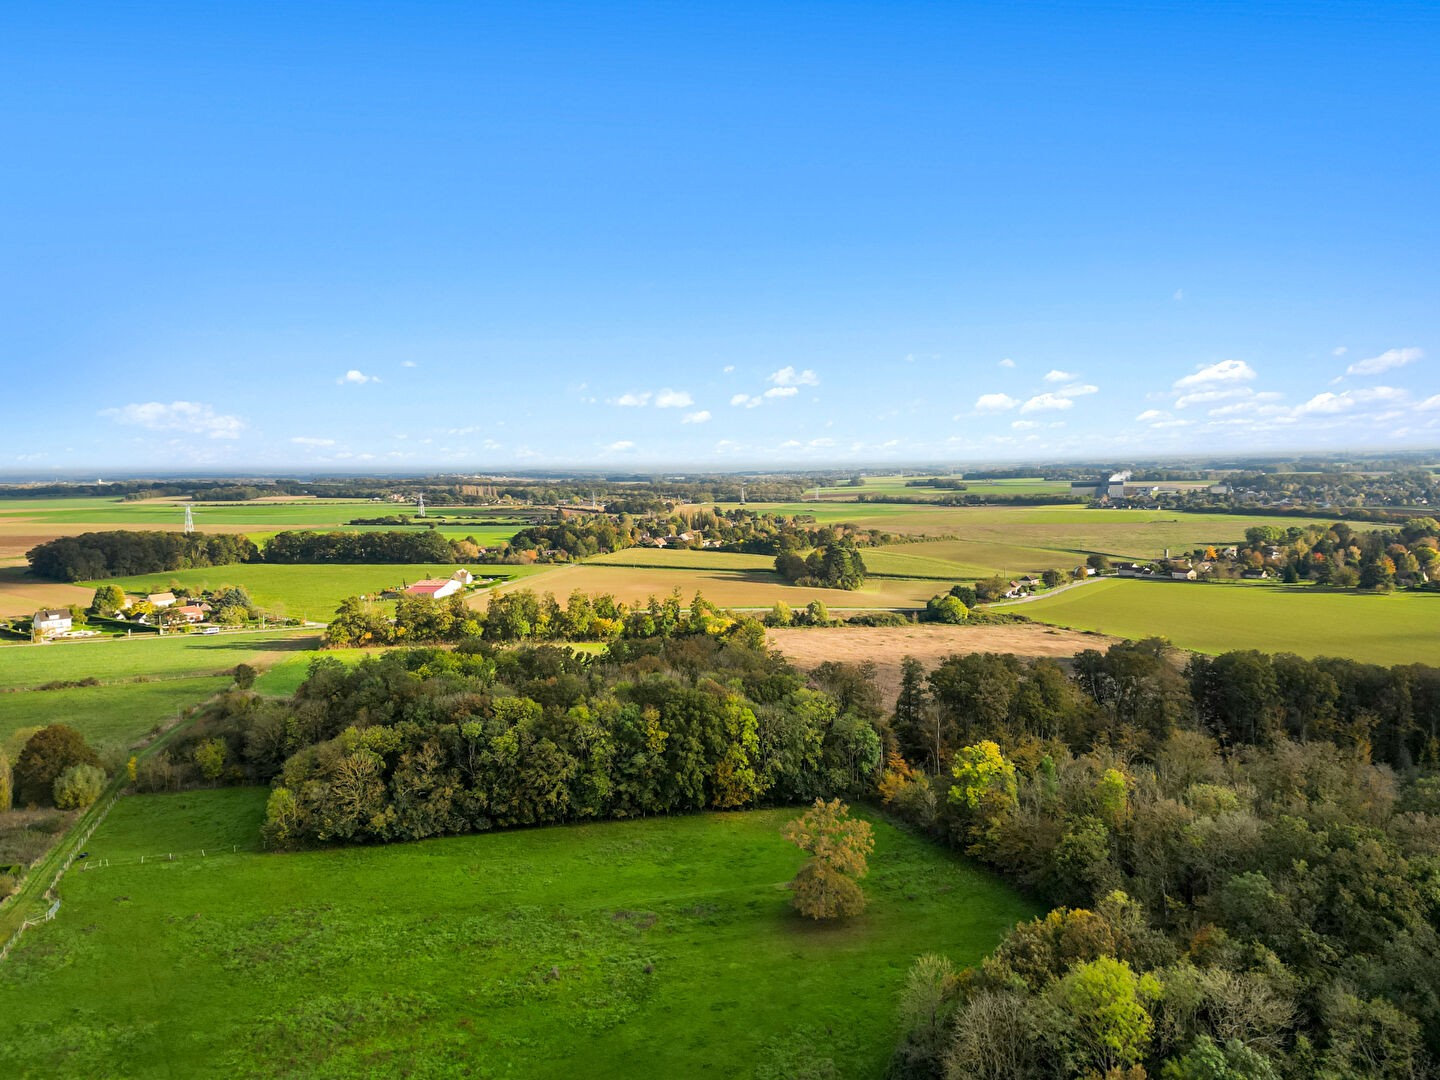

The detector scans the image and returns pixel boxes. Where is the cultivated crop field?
[1018,578,1440,665]
[769,623,1116,706]
[0,790,1037,1079]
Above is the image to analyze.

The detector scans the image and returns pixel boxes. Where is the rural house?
[148,591,177,608]
[450,569,475,585]
[173,604,206,623]
[1171,568,1198,581]
[32,608,72,636]
[405,578,463,599]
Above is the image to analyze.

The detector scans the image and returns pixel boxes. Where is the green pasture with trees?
[1017,577,1440,665]
[0,791,1034,1078]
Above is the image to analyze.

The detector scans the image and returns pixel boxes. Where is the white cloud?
[808,437,835,448]
[337,369,379,385]
[1347,346,1423,376]
[722,365,735,374]
[1011,420,1040,430]
[1417,395,1440,412]
[998,357,1016,368]
[973,393,1020,413]
[613,391,652,407]
[1057,383,1098,398]
[1043,369,1076,383]
[763,385,799,400]
[1173,288,1184,301]
[1020,393,1075,414]
[401,360,417,368]
[682,410,711,424]
[1332,346,1348,357]
[101,401,246,439]
[1173,359,1256,390]
[730,393,762,408]
[290,436,335,447]
[767,366,820,387]
[1135,409,1169,422]
[654,388,694,408]
[1174,387,1281,409]
[1293,386,1406,416]
[606,440,635,452]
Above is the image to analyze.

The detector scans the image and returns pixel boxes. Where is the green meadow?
[0,629,319,691]
[0,677,231,760]
[1018,578,1440,666]
[0,791,1036,1080]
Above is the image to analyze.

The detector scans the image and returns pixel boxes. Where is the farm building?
[1171,569,1198,581]
[405,578,463,599]
[172,604,207,623]
[32,609,73,636]
[450,569,475,585]
[148,591,177,608]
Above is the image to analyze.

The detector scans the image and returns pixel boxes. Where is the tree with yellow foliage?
[783,798,875,919]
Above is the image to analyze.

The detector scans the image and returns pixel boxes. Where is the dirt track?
[768,623,1119,707]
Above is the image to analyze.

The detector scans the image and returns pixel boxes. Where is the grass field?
[250,646,382,697]
[0,629,320,691]
[1018,578,1440,665]
[0,678,231,761]
[0,791,1037,1079]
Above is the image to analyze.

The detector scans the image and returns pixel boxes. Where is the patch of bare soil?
[768,623,1119,707]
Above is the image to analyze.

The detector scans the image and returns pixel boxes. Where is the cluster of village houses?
[1115,545,1273,582]
[31,568,483,640]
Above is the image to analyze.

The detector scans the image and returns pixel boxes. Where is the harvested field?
[0,565,95,618]
[477,562,939,610]
[768,623,1119,705]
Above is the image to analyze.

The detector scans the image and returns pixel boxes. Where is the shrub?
[52,763,106,810]
[13,725,101,806]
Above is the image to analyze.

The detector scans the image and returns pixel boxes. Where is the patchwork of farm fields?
[0,790,1036,1078]
[1018,578,1440,666]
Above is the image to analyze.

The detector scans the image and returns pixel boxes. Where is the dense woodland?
[884,641,1440,1078]
[27,528,455,580]
[26,531,259,581]
[175,635,884,848]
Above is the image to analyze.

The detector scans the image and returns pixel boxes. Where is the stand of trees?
[179,635,885,848]
[774,541,868,589]
[883,640,1440,1078]
[28,528,457,581]
[26,531,258,582]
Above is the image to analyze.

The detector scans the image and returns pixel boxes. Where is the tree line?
[173,635,884,848]
[882,639,1440,1078]
[27,528,457,581]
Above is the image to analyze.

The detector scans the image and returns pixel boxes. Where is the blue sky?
[2,1,1437,472]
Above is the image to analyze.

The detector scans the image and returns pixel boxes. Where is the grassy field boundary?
[0,681,230,959]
